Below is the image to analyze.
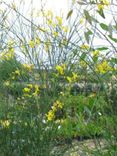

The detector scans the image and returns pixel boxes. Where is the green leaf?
[108,35,117,43]
[108,24,113,36]
[96,47,108,51]
[66,10,73,20]
[84,30,93,43]
[84,10,92,24]
[113,25,117,30]
[100,23,108,31]
[97,9,105,18]
[80,53,87,61]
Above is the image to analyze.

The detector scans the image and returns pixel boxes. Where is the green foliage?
[56,94,108,138]
[0,98,55,156]
[0,57,22,83]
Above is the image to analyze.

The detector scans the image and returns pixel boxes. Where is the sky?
[1,0,117,48]
[2,0,69,15]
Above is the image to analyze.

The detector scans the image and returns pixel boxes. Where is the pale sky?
[2,0,69,15]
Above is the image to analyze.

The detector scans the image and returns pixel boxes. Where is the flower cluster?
[10,69,21,80]
[23,84,40,97]
[55,64,66,75]
[22,64,34,72]
[97,0,110,11]
[29,37,41,48]
[0,120,10,128]
[96,60,112,74]
[80,44,89,50]
[66,72,78,83]
[46,100,63,121]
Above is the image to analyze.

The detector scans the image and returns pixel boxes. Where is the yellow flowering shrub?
[46,110,55,121]
[0,50,15,60]
[46,100,63,121]
[23,87,31,93]
[22,64,34,72]
[96,60,112,74]
[66,72,78,83]
[56,64,66,75]
[29,37,41,48]
[23,84,40,97]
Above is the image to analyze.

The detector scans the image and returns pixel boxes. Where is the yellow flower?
[1,50,15,60]
[9,47,14,53]
[51,105,57,112]
[32,84,40,96]
[4,81,10,86]
[29,40,35,48]
[11,76,15,80]
[8,40,15,47]
[92,50,100,57]
[23,64,34,72]
[46,110,55,121]
[35,37,41,45]
[0,120,10,128]
[55,100,63,109]
[56,64,66,75]
[11,2,16,10]
[62,26,69,33]
[80,44,89,49]
[88,93,96,98]
[98,4,105,10]
[53,100,63,109]
[80,61,87,68]
[47,19,52,25]
[27,84,33,89]
[46,10,53,19]
[66,76,72,83]
[14,69,20,76]
[79,18,85,24]
[100,0,110,5]
[96,60,112,73]
[23,87,31,93]
[53,31,58,37]
[56,16,62,25]
[52,23,56,28]
[72,72,78,81]
[98,0,110,11]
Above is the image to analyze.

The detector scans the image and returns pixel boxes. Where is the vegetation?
[0,0,117,155]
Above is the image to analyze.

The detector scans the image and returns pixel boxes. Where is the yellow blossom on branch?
[53,31,59,37]
[23,87,31,93]
[96,60,112,74]
[56,64,66,75]
[46,110,55,121]
[0,120,10,128]
[80,44,89,50]
[56,16,62,25]
[92,50,100,57]
[53,100,63,109]
[3,81,10,87]
[100,0,110,5]
[23,64,34,72]
[98,0,110,11]
[29,40,35,48]
[14,69,20,76]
